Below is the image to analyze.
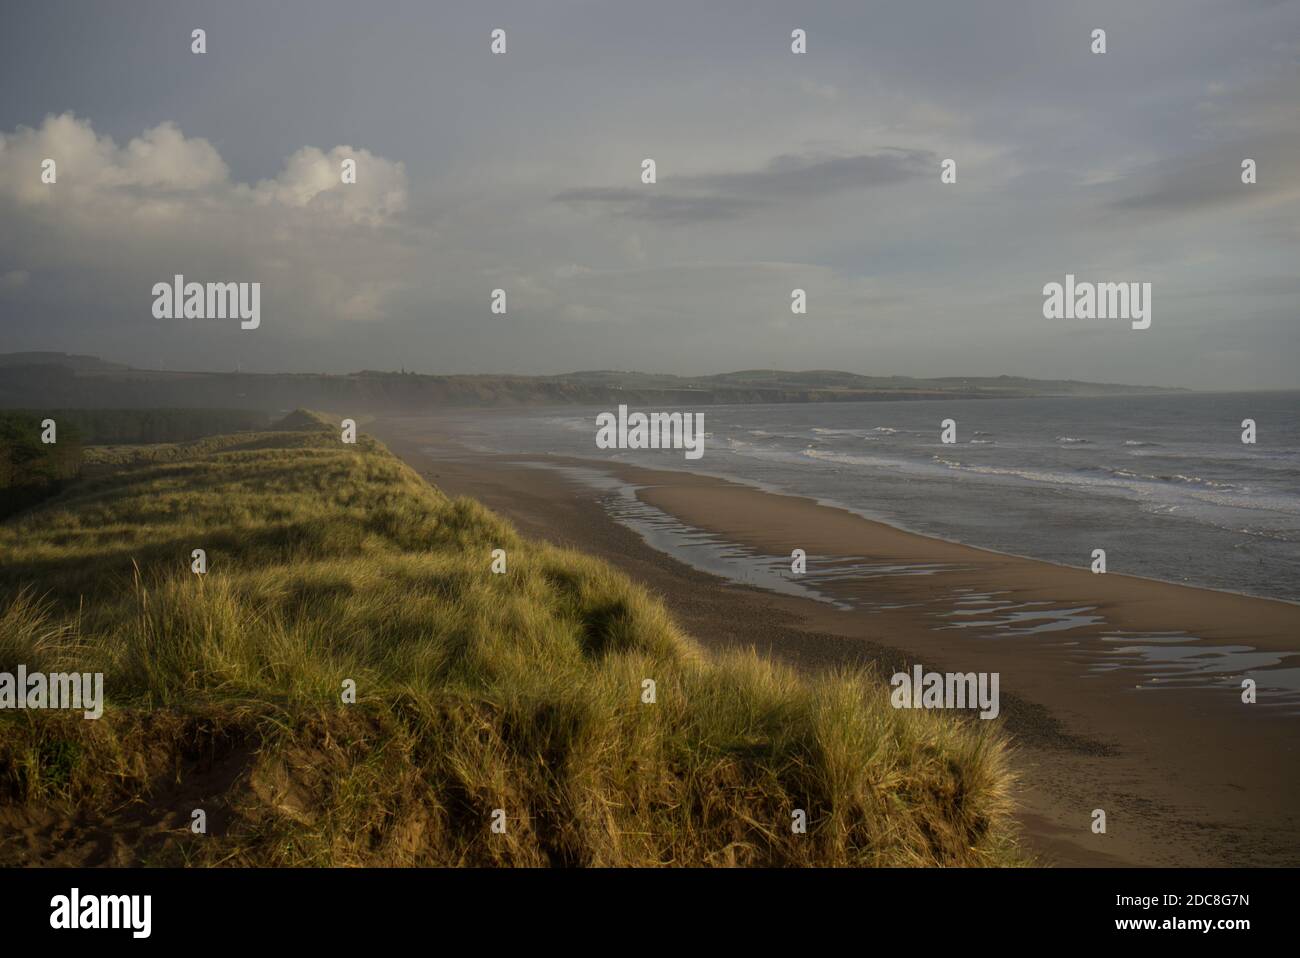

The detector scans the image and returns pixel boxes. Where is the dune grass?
[0,418,1023,866]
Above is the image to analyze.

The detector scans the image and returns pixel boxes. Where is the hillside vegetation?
[1,408,272,517]
[0,412,82,518]
[30,407,270,444]
[0,418,1022,866]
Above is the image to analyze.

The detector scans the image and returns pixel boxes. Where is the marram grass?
[0,420,1023,866]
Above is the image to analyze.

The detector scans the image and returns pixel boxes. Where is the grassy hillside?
[0,422,1022,866]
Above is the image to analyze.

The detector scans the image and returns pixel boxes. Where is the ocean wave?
[810,426,906,440]
[1056,436,1089,444]
[542,416,593,433]
[801,447,924,473]
[744,428,821,442]
[1169,474,1236,489]
[924,457,1300,518]
[1105,467,1239,491]
[933,458,1091,487]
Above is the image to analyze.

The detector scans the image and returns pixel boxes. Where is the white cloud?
[0,114,228,205]
[248,144,407,225]
[0,114,412,332]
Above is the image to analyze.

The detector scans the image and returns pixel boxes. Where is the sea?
[444,391,1300,604]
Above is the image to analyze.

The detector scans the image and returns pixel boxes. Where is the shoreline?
[624,465,1300,652]
[423,397,1300,608]
[374,416,1300,867]
[546,451,1300,611]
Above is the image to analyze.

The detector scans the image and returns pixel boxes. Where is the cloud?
[248,144,408,226]
[554,149,934,224]
[0,113,413,336]
[0,113,227,205]
[1103,133,1300,217]
[0,113,406,223]
[688,149,933,197]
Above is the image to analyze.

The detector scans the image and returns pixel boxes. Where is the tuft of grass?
[0,427,1024,866]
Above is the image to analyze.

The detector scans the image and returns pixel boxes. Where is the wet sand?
[374,415,1300,867]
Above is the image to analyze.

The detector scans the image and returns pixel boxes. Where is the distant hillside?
[0,351,130,372]
[0,353,1182,413]
[553,368,1180,397]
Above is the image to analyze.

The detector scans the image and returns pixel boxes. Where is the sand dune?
[376,416,1300,867]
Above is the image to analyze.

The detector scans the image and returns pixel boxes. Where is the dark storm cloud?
[554,149,934,223]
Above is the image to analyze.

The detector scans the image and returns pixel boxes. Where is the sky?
[0,0,1297,388]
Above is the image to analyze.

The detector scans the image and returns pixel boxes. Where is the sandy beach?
[374,415,1300,867]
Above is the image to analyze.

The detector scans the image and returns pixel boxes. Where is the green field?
[0,412,1022,866]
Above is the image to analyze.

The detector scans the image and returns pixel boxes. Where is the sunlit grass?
[0,414,1023,866]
